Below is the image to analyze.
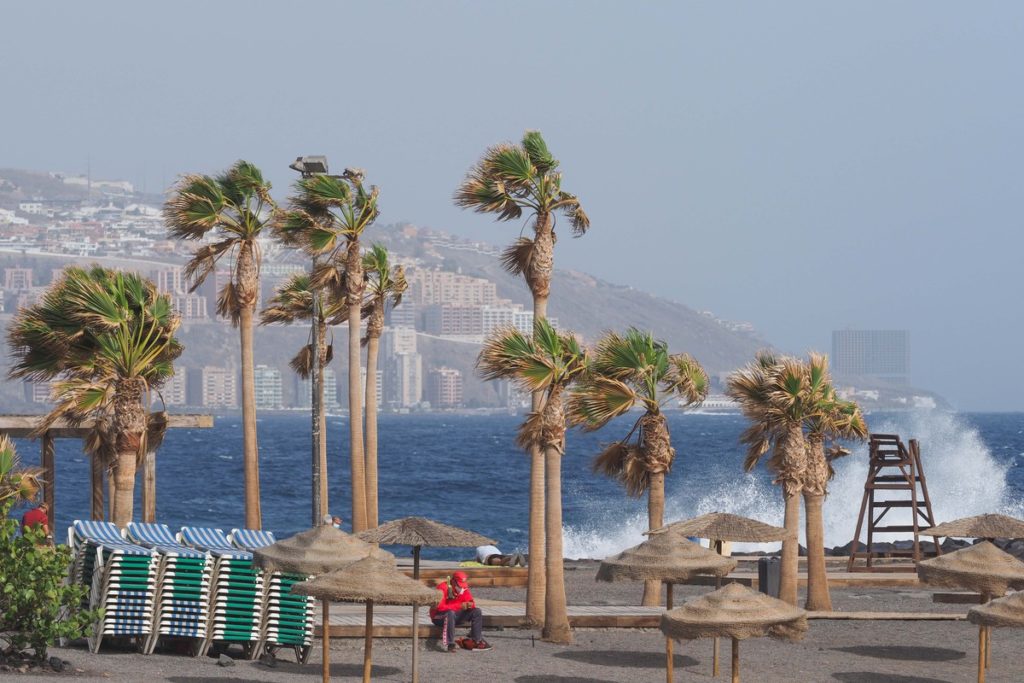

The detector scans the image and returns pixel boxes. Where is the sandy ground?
[26,560,1024,682]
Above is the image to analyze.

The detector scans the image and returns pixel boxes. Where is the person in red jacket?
[429,570,491,651]
[20,502,51,544]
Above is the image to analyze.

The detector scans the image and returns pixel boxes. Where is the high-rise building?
[24,381,53,404]
[423,305,483,337]
[406,268,499,307]
[382,326,418,356]
[253,365,283,409]
[294,366,341,410]
[161,371,187,407]
[426,367,463,409]
[194,366,238,408]
[831,330,910,385]
[384,352,422,408]
[4,267,33,292]
[386,303,419,329]
[171,293,208,320]
[152,266,185,295]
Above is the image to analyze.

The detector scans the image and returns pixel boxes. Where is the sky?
[1,2,1022,410]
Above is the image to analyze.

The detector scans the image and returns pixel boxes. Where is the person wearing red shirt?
[429,570,491,651]
[20,502,50,543]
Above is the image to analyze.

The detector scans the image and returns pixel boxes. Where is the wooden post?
[41,431,55,520]
[665,582,674,683]
[321,599,330,683]
[363,600,374,683]
[412,546,421,683]
[90,457,104,521]
[142,448,156,523]
[978,625,986,683]
[731,638,740,683]
[713,576,722,677]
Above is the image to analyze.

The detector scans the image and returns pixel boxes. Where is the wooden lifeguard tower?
[848,433,941,572]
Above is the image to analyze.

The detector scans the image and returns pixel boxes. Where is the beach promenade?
[32,560,1024,682]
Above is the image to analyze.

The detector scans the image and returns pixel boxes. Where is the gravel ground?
[24,561,1023,682]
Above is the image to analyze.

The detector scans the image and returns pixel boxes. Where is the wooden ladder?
[847,434,942,572]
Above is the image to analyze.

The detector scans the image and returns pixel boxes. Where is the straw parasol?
[663,512,791,545]
[927,514,1024,540]
[253,526,394,683]
[917,541,1024,682]
[598,527,738,683]
[292,557,437,683]
[967,591,1024,683]
[660,582,808,683]
[662,512,790,676]
[358,517,495,683]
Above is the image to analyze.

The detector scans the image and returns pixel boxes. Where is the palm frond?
[568,376,637,430]
[500,237,535,277]
[521,130,556,174]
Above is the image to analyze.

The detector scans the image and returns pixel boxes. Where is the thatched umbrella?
[253,526,394,683]
[968,591,1024,683]
[663,512,790,676]
[660,582,808,683]
[598,527,737,683]
[918,542,1024,680]
[358,517,495,683]
[664,512,791,546]
[927,513,1024,541]
[292,556,437,683]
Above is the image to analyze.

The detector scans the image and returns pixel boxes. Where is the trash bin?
[757,557,781,598]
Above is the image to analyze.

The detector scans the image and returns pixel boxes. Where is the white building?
[253,365,283,409]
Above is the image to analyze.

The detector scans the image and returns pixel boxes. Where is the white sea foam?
[562,411,1020,559]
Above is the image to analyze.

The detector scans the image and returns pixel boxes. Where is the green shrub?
[0,500,101,662]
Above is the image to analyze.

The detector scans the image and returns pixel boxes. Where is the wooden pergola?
[0,414,213,524]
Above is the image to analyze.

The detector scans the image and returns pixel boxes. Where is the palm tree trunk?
[239,305,262,529]
[803,492,830,610]
[348,298,368,532]
[365,334,380,529]
[318,369,328,519]
[541,442,571,643]
[111,450,137,528]
[780,491,801,605]
[525,294,548,627]
[642,471,666,606]
[803,434,831,611]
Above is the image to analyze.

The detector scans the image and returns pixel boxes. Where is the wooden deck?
[315,600,965,638]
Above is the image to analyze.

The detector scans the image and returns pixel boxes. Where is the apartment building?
[426,366,463,409]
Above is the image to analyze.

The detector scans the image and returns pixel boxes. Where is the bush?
[0,501,100,662]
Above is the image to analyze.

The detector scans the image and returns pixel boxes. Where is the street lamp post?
[290,155,330,527]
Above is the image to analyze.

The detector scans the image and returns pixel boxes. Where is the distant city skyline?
[2,2,1022,410]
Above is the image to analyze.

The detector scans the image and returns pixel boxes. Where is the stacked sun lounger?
[179,526,264,658]
[69,521,158,653]
[125,523,212,655]
[231,528,314,663]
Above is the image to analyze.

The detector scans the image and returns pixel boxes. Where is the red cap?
[452,570,468,586]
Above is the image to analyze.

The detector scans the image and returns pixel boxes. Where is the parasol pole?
[713,575,722,676]
[412,545,421,683]
[321,599,330,683]
[977,624,985,683]
[363,600,374,683]
[665,582,674,683]
[731,637,739,683]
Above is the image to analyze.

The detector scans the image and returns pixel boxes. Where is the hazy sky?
[3,2,1023,410]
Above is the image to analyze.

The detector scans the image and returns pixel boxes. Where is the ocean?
[11,411,1024,560]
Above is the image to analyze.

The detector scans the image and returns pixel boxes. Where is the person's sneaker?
[473,640,493,651]
[446,643,458,653]
[460,638,476,650]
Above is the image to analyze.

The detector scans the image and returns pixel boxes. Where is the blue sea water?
[11,411,1024,560]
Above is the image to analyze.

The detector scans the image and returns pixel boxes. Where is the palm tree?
[7,266,180,526]
[275,169,380,532]
[361,245,407,529]
[455,130,589,625]
[725,351,817,606]
[569,329,709,606]
[478,319,587,643]
[164,160,274,530]
[260,272,346,520]
[0,435,45,506]
[801,354,868,611]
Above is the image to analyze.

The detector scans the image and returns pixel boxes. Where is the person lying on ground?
[475,544,526,567]
[429,570,492,651]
